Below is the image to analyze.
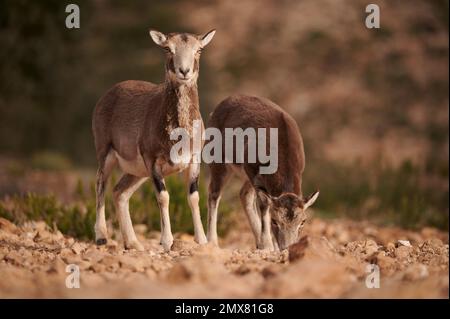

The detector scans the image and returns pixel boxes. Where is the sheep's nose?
[179,68,190,77]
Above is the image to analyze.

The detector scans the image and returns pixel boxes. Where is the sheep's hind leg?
[95,150,116,245]
[240,181,263,249]
[207,164,231,247]
[113,174,148,251]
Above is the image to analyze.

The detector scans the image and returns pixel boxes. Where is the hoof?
[195,235,208,245]
[257,243,275,251]
[125,240,145,252]
[161,241,173,252]
[207,237,219,247]
[96,238,107,246]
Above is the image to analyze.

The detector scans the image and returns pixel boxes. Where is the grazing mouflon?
[206,95,319,250]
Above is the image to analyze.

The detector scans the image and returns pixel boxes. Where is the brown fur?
[207,94,305,197]
[92,30,215,249]
[92,79,201,167]
[207,94,317,250]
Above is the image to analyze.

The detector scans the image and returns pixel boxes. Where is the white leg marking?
[114,176,147,251]
[157,190,173,251]
[260,206,275,251]
[207,196,220,246]
[95,204,108,241]
[95,150,116,242]
[188,191,207,244]
[240,183,262,249]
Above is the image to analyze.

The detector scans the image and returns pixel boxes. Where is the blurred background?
[0,0,448,240]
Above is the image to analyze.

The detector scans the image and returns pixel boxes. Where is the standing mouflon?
[92,29,216,251]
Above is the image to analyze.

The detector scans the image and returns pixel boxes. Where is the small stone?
[34,230,54,243]
[118,255,145,272]
[25,231,36,240]
[234,264,251,275]
[4,251,24,265]
[364,240,379,256]
[77,260,92,270]
[35,221,48,231]
[395,246,411,259]
[82,249,105,263]
[90,263,106,273]
[172,239,197,252]
[48,257,67,274]
[53,230,65,242]
[71,242,83,255]
[0,218,18,234]
[375,253,396,275]
[60,248,74,258]
[398,240,412,248]
[288,236,309,262]
[18,247,32,259]
[386,242,396,252]
[101,255,120,272]
[106,240,119,249]
[100,272,118,281]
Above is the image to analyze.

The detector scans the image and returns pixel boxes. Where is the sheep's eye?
[300,220,306,227]
[197,48,203,54]
[163,47,172,53]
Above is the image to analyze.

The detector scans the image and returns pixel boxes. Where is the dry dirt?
[0,216,448,298]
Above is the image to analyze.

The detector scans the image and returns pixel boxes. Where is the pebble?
[395,246,411,259]
[398,240,412,247]
[71,242,83,255]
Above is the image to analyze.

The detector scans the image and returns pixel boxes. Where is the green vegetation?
[0,193,96,239]
[304,159,449,230]
[0,174,232,240]
[0,1,447,233]
[30,151,73,171]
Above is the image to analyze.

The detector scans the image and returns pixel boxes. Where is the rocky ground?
[0,216,448,298]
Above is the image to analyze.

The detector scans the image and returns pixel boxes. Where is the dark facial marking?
[189,178,199,194]
[277,194,300,221]
[166,56,176,73]
[180,33,188,42]
[194,59,199,73]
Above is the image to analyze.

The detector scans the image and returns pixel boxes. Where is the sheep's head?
[257,190,319,250]
[149,29,216,85]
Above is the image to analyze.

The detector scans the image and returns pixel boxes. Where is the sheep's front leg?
[240,181,262,249]
[186,163,207,245]
[152,169,173,252]
[258,199,275,251]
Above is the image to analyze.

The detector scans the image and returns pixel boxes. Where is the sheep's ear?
[303,191,319,210]
[149,29,167,46]
[199,29,216,48]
